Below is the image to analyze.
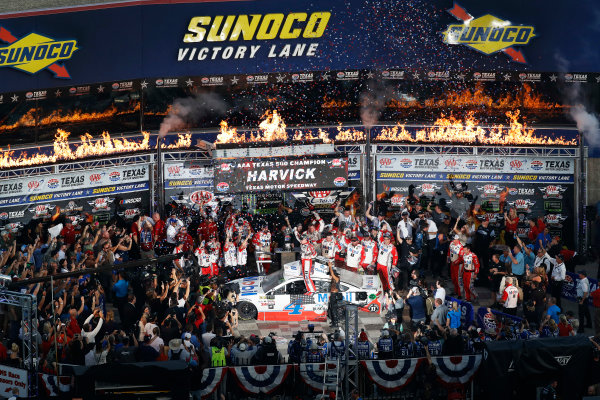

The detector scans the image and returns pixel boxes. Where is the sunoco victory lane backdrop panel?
[0,0,599,91]
[214,155,348,194]
[0,165,151,229]
[376,154,575,247]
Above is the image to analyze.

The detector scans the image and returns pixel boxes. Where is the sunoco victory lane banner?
[1,0,600,91]
[0,166,150,228]
[214,156,348,193]
[163,161,215,206]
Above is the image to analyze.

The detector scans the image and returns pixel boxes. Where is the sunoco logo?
[442,5,535,63]
[530,160,543,170]
[109,171,121,182]
[0,26,78,78]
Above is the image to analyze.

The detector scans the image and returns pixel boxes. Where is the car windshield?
[261,270,284,293]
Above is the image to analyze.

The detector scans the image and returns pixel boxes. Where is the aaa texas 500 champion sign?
[214,155,348,194]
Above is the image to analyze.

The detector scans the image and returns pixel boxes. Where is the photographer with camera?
[230,336,257,365]
[252,334,281,365]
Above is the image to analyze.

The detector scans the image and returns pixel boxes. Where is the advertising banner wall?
[163,161,214,207]
[0,165,149,198]
[0,365,28,397]
[214,155,348,194]
[376,154,576,247]
[0,166,150,228]
[0,0,599,91]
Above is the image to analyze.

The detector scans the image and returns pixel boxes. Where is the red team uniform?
[448,239,464,297]
[376,241,398,293]
[459,249,480,302]
[300,241,318,294]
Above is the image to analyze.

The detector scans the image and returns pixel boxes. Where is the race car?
[233,259,382,321]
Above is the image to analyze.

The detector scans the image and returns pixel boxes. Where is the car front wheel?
[237,301,258,320]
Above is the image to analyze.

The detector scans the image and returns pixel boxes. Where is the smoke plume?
[554,52,600,147]
[360,81,393,130]
[159,92,227,137]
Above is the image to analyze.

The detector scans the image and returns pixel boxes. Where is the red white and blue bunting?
[197,367,227,397]
[38,374,71,397]
[230,365,292,394]
[432,355,482,385]
[361,359,422,392]
[297,363,339,392]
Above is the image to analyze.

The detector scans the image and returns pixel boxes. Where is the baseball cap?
[249,334,260,345]
[239,342,248,351]
[443,214,450,220]
[401,211,408,216]
[526,244,534,250]
[264,336,273,344]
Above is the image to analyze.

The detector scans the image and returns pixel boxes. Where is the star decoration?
[186,78,193,87]
[11,94,18,102]
[97,85,105,93]
[276,74,285,83]
[321,73,330,81]
[412,72,420,79]
[141,81,148,89]
[55,89,62,97]
[595,76,600,83]
[366,71,374,79]
[503,73,511,81]
[0,95,3,104]
[550,74,557,82]
[456,73,466,81]
[230,76,239,85]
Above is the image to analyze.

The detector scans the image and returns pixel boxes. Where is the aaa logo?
[442,3,535,63]
[0,26,78,78]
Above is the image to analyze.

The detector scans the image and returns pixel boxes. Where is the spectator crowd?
[0,184,598,397]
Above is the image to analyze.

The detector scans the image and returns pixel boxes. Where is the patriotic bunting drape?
[433,355,482,384]
[230,365,292,394]
[38,374,71,397]
[297,363,339,392]
[197,367,227,397]
[361,359,422,392]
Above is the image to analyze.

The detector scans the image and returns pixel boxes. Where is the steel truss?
[0,290,38,397]
[375,143,579,157]
[344,304,359,400]
[162,149,213,162]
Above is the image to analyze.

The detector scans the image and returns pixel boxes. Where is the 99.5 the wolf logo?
[0,26,78,78]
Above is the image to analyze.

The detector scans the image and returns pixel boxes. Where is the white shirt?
[503,285,519,308]
[535,253,555,273]
[166,224,179,244]
[397,219,413,239]
[426,219,438,241]
[577,277,589,298]
[435,287,446,302]
[551,262,566,282]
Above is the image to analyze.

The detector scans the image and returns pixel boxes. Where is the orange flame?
[386,84,562,110]
[0,130,191,169]
[333,125,366,141]
[322,96,352,109]
[0,102,172,132]
[375,110,576,146]
[217,110,333,144]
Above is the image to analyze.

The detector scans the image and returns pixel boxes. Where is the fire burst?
[216,110,334,144]
[0,130,191,169]
[375,111,577,146]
